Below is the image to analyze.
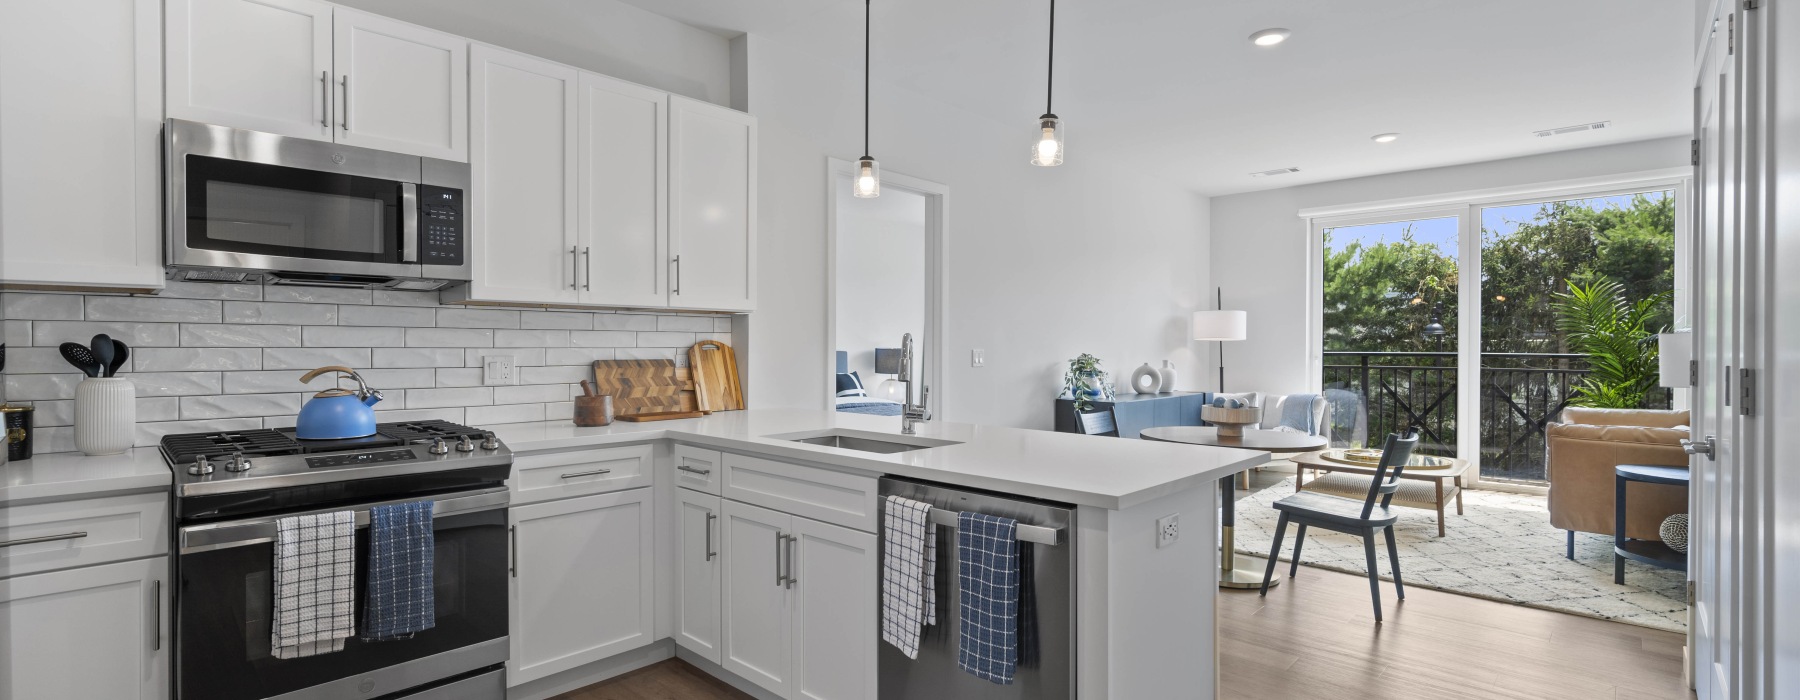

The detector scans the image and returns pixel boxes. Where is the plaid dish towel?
[272,511,356,659]
[881,496,938,658]
[361,501,436,641]
[956,511,1020,685]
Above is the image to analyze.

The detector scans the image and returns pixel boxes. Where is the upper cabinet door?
[668,96,757,312]
[466,44,581,305]
[167,0,334,141]
[578,72,669,308]
[0,0,164,290]
[333,9,468,161]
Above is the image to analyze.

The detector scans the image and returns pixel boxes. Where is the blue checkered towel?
[957,511,1019,685]
[361,501,435,641]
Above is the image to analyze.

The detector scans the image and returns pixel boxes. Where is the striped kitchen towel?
[881,496,938,658]
[272,510,357,659]
[361,501,437,641]
[956,511,1020,685]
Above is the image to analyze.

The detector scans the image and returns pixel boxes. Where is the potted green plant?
[1062,353,1115,413]
[1551,279,1672,409]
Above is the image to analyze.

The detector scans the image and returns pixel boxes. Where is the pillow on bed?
[836,371,867,397]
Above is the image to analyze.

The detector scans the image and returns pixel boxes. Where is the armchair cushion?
[1559,407,1689,429]
[1546,418,1689,541]
[1259,393,1329,437]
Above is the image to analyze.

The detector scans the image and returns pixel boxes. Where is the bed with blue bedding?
[834,350,905,415]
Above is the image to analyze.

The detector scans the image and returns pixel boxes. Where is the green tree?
[1321,225,1459,353]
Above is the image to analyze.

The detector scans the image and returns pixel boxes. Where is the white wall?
[833,179,925,386]
[743,36,1211,430]
[1209,136,1690,396]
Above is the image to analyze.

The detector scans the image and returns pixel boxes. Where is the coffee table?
[1291,450,1470,538]
[1139,427,1328,589]
[1614,464,1689,584]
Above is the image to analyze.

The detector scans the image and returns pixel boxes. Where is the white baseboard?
[505,640,674,700]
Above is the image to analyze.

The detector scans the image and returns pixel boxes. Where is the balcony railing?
[1321,351,1671,484]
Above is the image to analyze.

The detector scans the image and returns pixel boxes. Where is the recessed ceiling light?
[1371,133,1400,143]
[1249,28,1290,46]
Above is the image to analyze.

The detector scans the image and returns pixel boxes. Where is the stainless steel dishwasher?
[878,476,1076,700]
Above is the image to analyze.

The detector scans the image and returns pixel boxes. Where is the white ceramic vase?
[75,377,135,456]
[1158,361,1179,392]
[1130,363,1162,394]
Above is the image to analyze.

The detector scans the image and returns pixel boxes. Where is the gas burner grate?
[160,429,299,465]
[380,420,488,444]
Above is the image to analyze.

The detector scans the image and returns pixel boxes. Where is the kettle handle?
[299,366,359,384]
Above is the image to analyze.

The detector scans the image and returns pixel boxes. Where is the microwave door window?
[187,155,404,264]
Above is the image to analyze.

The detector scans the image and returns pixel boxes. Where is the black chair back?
[1359,429,1421,520]
[1077,409,1119,437]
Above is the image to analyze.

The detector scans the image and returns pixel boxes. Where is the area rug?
[1232,477,1688,633]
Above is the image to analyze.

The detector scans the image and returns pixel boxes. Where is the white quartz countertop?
[0,447,172,503]
[484,408,1269,510]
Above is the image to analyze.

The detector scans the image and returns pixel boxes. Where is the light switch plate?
[972,349,985,367]
[483,356,517,386]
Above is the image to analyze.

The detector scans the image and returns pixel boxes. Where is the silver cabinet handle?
[560,468,612,479]
[151,579,162,651]
[509,525,518,577]
[571,247,580,290]
[583,247,592,290]
[774,532,786,587]
[339,75,350,130]
[671,255,681,295]
[704,512,717,561]
[0,531,87,548]
[320,71,329,127]
[677,464,712,476]
[786,534,798,589]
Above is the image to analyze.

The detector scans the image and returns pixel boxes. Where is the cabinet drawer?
[722,454,878,533]
[670,444,723,495]
[511,444,654,505]
[0,491,169,578]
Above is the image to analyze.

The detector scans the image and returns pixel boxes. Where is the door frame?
[823,158,950,418]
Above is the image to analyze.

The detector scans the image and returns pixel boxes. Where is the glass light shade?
[877,378,904,401]
[853,157,880,198]
[1658,331,1693,388]
[1193,310,1248,341]
[1031,115,1064,166]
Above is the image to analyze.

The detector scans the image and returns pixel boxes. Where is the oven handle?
[402,182,420,263]
[178,487,509,554]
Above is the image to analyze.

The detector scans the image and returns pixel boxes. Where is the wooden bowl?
[1200,405,1262,437]
[574,395,614,427]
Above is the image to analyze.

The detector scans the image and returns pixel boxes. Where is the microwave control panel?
[417,185,465,266]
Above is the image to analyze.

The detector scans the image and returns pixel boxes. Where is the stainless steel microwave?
[166,119,471,290]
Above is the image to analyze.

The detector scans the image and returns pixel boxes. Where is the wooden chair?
[1076,408,1119,437]
[1259,429,1420,622]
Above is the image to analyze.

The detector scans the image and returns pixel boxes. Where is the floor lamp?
[1193,288,1248,392]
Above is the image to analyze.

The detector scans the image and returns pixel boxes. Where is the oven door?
[176,489,508,700]
[168,119,424,280]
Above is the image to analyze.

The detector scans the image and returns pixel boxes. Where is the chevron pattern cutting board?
[590,359,698,415]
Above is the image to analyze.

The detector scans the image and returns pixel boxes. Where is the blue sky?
[1323,190,1672,258]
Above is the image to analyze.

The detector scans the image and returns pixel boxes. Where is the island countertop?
[484,408,1268,510]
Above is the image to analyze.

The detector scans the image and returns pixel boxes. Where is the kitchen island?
[487,408,1267,700]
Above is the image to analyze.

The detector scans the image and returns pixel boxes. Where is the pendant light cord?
[1045,0,1055,115]
[863,0,871,158]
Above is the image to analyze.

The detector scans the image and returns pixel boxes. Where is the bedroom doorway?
[825,159,948,418]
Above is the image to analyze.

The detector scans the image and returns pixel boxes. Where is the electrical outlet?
[1156,513,1180,548]
[483,356,517,386]
[971,349,985,367]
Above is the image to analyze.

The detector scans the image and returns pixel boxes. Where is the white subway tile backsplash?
[304,326,406,347]
[361,407,466,425]
[224,301,338,325]
[36,321,181,347]
[155,280,263,300]
[438,308,519,329]
[467,402,545,425]
[221,371,313,394]
[594,314,658,331]
[135,419,264,447]
[545,401,574,421]
[264,286,371,305]
[5,347,81,374]
[263,348,372,371]
[359,368,437,389]
[27,397,180,428]
[131,372,225,397]
[340,305,436,327]
[4,320,31,346]
[2,293,84,320]
[493,384,567,404]
[468,348,545,367]
[519,311,591,330]
[617,348,680,362]
[436,368,483,387]
[657,315,714,332]
[407,328,493,347]
[407,387,493,409]
[544,348,616,366]
[3,374,81,401]
[374,348,465,368]
[633,332,695,348]
[181,324,302,347]
[133,348,263,372]
[496,330,569,348]
[181,393,304,420]
[372,290,442,307]
[88,297,222,323]
[714,317,734,332]
[519,365,591,384]
[570,331,636,348]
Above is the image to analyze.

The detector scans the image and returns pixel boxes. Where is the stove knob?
[480,433,501,451]
[187,455,215,476]
[455,435,476,453]
[428,438,450,455]
[223,452,253,473]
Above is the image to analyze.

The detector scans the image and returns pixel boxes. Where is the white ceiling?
[620,0,1694,196]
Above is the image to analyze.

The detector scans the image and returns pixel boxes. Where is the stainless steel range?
[165,420,513,700]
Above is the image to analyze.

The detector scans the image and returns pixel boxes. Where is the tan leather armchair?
[1546,407,1690,557]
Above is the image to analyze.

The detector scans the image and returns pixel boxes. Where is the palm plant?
[1550,279,1671,409]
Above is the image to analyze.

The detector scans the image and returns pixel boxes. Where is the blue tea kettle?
[296,366,384,440]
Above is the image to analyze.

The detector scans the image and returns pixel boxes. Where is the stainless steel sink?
[772,430,959,454]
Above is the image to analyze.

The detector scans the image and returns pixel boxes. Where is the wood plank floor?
[560,568,1692,700]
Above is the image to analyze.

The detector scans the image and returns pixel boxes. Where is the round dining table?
[1139,426,1329,589]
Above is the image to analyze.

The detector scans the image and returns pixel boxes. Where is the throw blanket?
[880,496,937,658]
[272,511,356,659]
[838,402,905,416]
[1279,394,1317,434]
[362,501,436,641]
[957,511,1020,685]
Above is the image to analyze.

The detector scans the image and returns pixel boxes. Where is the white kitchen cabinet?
[668,95,758,312]
[674,488,723,664]
[721,500,794,696]
[671,445,723,495]
[463,44,582,306]
[332,8,468,161]
[509,488,655,685]
[0,0,164,291]
[166,0,335,141]
[577,72,669,308]
[0,557,168,699]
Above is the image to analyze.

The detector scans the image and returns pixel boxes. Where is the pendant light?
[1030,0,1064,166]
[852,0,880,198]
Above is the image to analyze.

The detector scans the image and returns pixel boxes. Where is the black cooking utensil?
[108,339,130,378]
[91,335,114,379]
[59,342,101,378]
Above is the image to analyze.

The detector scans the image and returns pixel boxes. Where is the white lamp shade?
[1193,310,1248,341]
[1658,332,1692,388]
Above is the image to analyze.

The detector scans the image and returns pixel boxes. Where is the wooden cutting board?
[590,359,697,415]
[689,340,744,411]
